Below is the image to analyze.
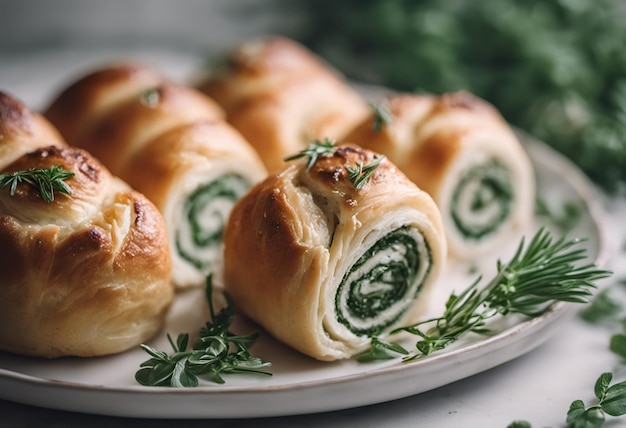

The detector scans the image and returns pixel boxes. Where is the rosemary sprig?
[370,101,392,132]
[346,155,385,190]
[135,275,272,387]
[283,138,336,171]
[358,228,612,362]
[0,165,75,202]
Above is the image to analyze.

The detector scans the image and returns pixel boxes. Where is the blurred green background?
[298,0,626,194]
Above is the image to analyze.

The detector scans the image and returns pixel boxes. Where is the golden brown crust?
[199,36,370,173]
[45,63,265,288]
[0,146,173,358]
[223,144,446,360]
[344,91,535,258]
[198,36,333,113]
[0,93,173,358]
[44,62,166,146]
[0,91,66,167]
[120,120,266,210]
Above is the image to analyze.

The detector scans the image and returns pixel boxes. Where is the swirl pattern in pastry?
[45,64,268,287]
[344,91,535,259]
[223,143,446,360]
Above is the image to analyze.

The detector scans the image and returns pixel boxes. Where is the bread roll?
[0,92,173,358]
[344,92,535,259]
[0,91,66,165]
[198,36,370,173]
[223,143,446,361]
[45,64,268,288]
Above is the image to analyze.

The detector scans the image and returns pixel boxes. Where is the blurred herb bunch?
[300,0,626,193]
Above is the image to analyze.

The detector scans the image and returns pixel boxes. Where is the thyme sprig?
[283,138,336,171]
[346,155,385,190]
[358,228,612,362]
[135,275,272,387]
[0,165,75,203]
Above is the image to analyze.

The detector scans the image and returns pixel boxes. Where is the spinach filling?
[176,174,250,270]
[335,226,431,337]
[451,160,513,240]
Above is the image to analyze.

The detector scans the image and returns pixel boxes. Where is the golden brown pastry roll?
[45,64,267,288]
[0,91,66,166]
[344,92,535,260]
[0,92,173,358]
[223,143,446,361]
[198,36,370,173]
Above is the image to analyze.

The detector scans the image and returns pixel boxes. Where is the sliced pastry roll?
[0,92,173,358]
[344,92,535,259]
[223,143,446,361]
[45,64,268,288]
[198,36,370,173]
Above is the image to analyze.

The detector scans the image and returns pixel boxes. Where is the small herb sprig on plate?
[535,196,583,233]
[135,275,271,387]
[284,138,336,171]
[0,165,75,202]
[346,155,385,190]
[566,372,626,428]
[358,228,612,362]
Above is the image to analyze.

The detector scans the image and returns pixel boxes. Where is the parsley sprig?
[135,275,271,387]
[284,138,336,171]
[0,165,75,203]
[358,228,612,362]
[566,372,626,428]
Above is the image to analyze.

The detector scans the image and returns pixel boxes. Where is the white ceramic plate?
[0,133,608,419]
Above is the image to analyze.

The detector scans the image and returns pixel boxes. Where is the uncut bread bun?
[45,63,267,288]
[198,36,370,173]
[223,143,446,361]
[344,91,535,260]
[0,92,173,358]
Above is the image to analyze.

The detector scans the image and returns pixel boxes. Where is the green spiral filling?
[176,174,251,270]
[451,159,513,240]
[335,226,432,337]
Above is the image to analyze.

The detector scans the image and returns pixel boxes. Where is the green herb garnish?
[370,101,392,132]
[140,88,160,108]
[135,275,271,387]
[346,155,385,190]
[0,165,74,203]
[535,196,582,233]
[567,373,626,428]
[303,0,626,192]
[580,288,623,324]
[357,228,611,362]
[507,422,532,428]
[284,138,336,171]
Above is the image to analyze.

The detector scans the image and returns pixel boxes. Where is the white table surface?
[1,48,626,428]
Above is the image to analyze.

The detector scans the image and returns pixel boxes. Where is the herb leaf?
[0,165,75,203]
[346,155,385,190]
[359,228,611,362]
[567,372,626,427]
[284,138,336,170]
[370,101,392,132]
[135,274,272,387]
